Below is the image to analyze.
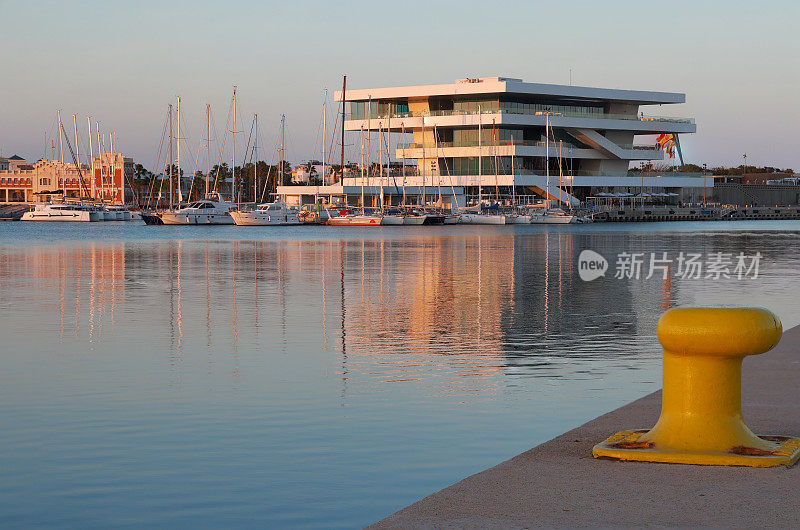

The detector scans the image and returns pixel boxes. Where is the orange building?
[0,152,133,204]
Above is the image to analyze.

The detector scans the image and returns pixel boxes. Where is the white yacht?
[529,208,576,224]
[101,205,142,221]
[459,212,506,225]
[21,202,101,222]
[160,194,236,225]
[230,201,302,226]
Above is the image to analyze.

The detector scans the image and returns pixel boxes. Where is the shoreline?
[370,324,800,528]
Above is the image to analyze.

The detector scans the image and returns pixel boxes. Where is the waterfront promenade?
[371,323,800,528]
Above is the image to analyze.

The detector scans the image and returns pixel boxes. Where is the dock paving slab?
[369,325,800,528]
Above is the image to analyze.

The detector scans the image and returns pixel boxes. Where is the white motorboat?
[21,202,100,222]
[160,194,236,225]
[529,208,576,224]
[231,201,302,226]
[459,212,506,225]
[102,205,141,221]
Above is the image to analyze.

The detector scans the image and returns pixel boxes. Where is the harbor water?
[2,221,800,528]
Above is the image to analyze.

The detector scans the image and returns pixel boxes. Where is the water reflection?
[4,225,800,528]
[0,233,675,396]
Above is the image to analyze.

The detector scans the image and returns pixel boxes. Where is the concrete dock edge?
[369,325,800,528]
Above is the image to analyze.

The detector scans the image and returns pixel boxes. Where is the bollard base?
[593,430,800,467]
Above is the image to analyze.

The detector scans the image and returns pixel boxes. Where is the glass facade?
[453,127,526,147]
[349,100,409,120]
[449,156,524,176]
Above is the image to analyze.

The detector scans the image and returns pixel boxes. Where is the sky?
[1,0,798,171]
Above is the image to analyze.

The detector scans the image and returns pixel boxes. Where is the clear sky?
[1,0,798,171]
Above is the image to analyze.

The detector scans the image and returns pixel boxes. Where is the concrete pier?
[370,324,800,528]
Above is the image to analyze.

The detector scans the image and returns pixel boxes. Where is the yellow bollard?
[593,307,800,467]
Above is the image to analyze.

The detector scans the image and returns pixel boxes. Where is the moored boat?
[21,202,99,222]
[160,193,236,225]
[459,212,506,225]
[231,201,302,226]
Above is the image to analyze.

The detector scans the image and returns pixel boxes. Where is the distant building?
[0,152,133,204]
[0,158,8,171]
[291,162,329,184]
[279,76,700,207]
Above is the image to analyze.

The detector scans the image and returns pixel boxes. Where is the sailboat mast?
[492,118,499,203]
[360,126,365,214]
[322,89,327,186]
[281,114,285,198]
[545,113,550,206]
[367,96,371,208]
[478,105,482,208]
[206,104,210,197]
[177,95,181,203]
[511,131,516,207]
[58,109,63,165]
[386,109,390,207]
[97,121,104,202]
[421,117,425,207]
[168,103,173,209]
[401,122,406,207]
[110,132,115,204]
[340,75,346,184]
[232,85,237,202]
[378,119,383,210]
[72,114,80,198]
[87,117,94,200]
[254,113,258,204]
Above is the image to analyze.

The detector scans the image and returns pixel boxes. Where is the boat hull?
[402,215,427,225]
[442,215,460,225]
[506,215,531,224]
[381,215,404,225]
[160,212,234,225]
[530,215,575,224]
[327,215,382,226]
[21,210,95,222]
[459,213,506,225]
[231,211,302,226]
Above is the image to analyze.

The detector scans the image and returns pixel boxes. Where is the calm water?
[2,221,800,528]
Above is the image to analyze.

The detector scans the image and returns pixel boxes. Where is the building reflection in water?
[0,230,689,399]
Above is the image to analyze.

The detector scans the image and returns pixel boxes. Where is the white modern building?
[279,76,701,208]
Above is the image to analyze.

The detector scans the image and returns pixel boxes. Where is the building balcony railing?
[397,141,663,151]
[348,108,694,124]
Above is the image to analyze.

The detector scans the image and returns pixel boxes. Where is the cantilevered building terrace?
[279,76,698,207]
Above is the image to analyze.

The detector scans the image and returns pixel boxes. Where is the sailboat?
[530,113,576,225]
[161,92,237,225]
[459,106,506,224]
[328,106,382,226]
[232,115,304,226]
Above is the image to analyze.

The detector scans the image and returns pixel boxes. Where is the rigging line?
[235,116,256,204]
[240,116,255,168]
[327,106,340,170]
[311,109,322,165]
[187,137,204,201]
[149,107,169,209]
[259,123,280,203]
[212,94,234,192]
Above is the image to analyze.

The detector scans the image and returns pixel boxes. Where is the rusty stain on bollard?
[593,307,800,467]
